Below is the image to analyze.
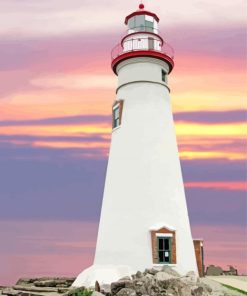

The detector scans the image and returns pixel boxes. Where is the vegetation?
[68,287,93,296]
[222,284,247,295]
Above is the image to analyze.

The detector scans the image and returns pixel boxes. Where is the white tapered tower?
[73,4,199,287]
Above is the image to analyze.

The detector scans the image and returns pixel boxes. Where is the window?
[148,37,154,50]
[112,100,123,129]
[158,237,171,263]
[145,20,153,32]
[127,15,155,33]
[113,105,120,128]
[162,69,167,83]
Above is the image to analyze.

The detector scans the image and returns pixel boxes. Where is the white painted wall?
[73,57,198,287]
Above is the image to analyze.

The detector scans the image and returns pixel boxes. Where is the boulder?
[161,266,180,277]
[118,277,131,281]
[111,282,126,294]
[2,288,21,296]
[155,271,176,281]
[191,286,204,296]
[135,271,143,279]
[92,292,105,296]
[181,271,198,285]
[116,288,136,296]
[95,281,100,292]
[144,268,158,276]
[100,284,111,294]
[12,285,58,293]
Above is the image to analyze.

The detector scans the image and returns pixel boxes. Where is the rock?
[16,277,75,288]
[155,271,176,281]
[161,266,180,277]
[180,285,192,296]
[33,280,57,287]
[111,282,126,294]
[118,277,131,281]
[111,276,134,294]
[12,285,58,293]
[197,282,212,294]
[92,292,105,296]
[144,268,158,276]
[192,286,204,296]
[58,287,69,294]
[95,281,101,292]
[181,271,199,285]
[100,284,111,294]
[135,271,143,279]
[116,288,136,296]
[66,287,86,296]
[20,293,44,296]
[205,265,223,276]
[2,288,21,296]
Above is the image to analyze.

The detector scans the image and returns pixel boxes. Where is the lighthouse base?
[72,264,135,288]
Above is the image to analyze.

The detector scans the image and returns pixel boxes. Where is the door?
[158,237,171,263]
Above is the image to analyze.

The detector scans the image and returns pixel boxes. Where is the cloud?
[31,74,116,90]
[0,0,245,38]
[174,110,247,124]
[186,187,247,226]
[0,114,111,127]
[0,110,246,127]
[0,220,246,286]
[185,181,246,191]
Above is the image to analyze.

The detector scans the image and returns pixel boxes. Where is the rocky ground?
[0,267,245,296]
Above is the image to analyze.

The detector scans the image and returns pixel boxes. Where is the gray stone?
[2,288,21,296]
[161,266,180,277]
[181,271,199,285]
[12,285,58,293]
[180,285,192,296]
[192,286,204,296]
[100,284,111,294]
[155,271,176,281]
[92,292,105,296]
[111,282,126,294]
[206,265,223,276]
[135,271,143,279]
[95,281,101,292]
[118,277,131,281]
[116,288,136,296]
[144,268,158,276]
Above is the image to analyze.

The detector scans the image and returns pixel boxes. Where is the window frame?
[157,236,172,264]
[162,69,167,83]
[112,100,124,130]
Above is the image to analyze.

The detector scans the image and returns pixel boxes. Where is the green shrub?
[68,287,93,296]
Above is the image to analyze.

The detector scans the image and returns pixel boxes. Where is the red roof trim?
[121,32,164,47]
[125,11,160,25]
[112,50,174,75]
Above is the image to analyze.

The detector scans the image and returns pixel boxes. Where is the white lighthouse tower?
[73,3,199,287]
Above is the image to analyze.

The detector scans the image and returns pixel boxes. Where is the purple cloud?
[0,114,111,126]
[174,109,247,124]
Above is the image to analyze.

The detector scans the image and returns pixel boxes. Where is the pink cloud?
[0,220,246,286]
[192,225,247,274]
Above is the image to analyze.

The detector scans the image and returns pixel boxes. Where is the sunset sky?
[0,0,246,285]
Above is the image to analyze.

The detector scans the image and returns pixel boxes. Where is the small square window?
[112,100,124,130]
[162,69,167,82]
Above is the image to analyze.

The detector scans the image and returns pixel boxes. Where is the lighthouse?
[73,3,201,287]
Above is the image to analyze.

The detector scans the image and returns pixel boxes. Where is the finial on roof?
[139,2,145,10]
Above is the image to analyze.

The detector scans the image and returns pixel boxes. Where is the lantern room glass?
[127,15,158,34]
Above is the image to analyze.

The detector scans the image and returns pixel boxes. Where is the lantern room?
[125,4,159,34]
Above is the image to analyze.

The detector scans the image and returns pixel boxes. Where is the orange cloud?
[185,181,246,191]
